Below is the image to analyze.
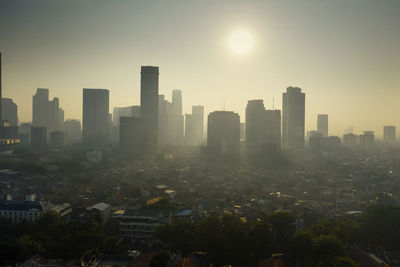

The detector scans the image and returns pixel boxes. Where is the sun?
[227,29,255,55]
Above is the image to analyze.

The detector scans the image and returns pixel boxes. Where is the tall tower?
[172,89,184,144]
[282,87,305,149]
[82,88,110,146]
[317,114,328,137]
[140,66,159,149]
[32,88,49,127]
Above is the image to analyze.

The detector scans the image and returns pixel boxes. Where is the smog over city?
[0,0,400,266]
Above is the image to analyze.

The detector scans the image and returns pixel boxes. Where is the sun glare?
[227,29,255,55]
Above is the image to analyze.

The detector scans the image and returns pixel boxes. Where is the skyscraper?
[282,87,305,149]
[317,114,329,137]
[185,105,204,146]
[112,106,140,126]
[384,126,396,143]
[82,88,109,146]
[207,111,240,156]
[140,66,159,150]
[32,88,49,128]
[246,100,281,160]
[1,98,18,126]
[171,89,184,145]
[32,88,64,137]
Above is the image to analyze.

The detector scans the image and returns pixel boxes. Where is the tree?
[311,235,345,266]
[268,211,295,251]
[289,231,314,266]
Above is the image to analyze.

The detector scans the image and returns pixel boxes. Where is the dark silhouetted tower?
[140,66,159,150]
[384,126,396,143]
[317,114,328,137]
[82,88,109,146]
[282,87,305,149]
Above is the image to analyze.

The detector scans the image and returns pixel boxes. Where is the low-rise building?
[0,200,44,224]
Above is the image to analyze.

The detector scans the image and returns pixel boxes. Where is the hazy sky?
[1,0,400,136]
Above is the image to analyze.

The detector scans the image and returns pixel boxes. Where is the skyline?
[1,0,400,136]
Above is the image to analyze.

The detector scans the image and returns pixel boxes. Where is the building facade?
[82,88,110,146]
[282,87,305,149]
[317,114,329,137]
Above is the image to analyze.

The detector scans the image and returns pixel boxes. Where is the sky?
[1,0,400,136]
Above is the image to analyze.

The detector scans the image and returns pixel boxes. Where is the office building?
[282,87,305,149]
[140,66,159,150]
[1,98,18,126]
[32,88,64,137]
[158,95,171,145]
[343,133,358,147]
[317,114,328,137]
[185,105,204,146]
[384,126,396,143]
[119,116,146,156]
[82,88,110,146]
[31,126,46,150]
[360,131,374,147]
[64,119,81,144]
[171,89,184,145]
[0,53,3,138]
[2,121,17,139]
[207,111,240,156]
[245,100,281,159]
[240,122,245,140]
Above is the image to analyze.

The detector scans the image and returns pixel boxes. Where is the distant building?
[83,202,111,226]
[32,88,64,137]
[245,100,281,160]
[360,131,374,147]
[207,111,240,156]
[384,126,396,143]
[185,105,204,146]
[140,66,159,150]
[86,150,102,163]
[50,131,65,148]
[114,209,171,246]
[343,133,358,147]
[119,117,146,156]
[31,126,46,150]
[0,200,44,224]
[317,114,328,137]
[18,123,31,144]
[64,119,81,144]
[170,90,184,145]
[309,135,341,151]
[240,122,245,140]
[113,106,140,127]
[2,121,17,139]
[82,88,110,146]
[282,87,305,149]
[1,98,18,126]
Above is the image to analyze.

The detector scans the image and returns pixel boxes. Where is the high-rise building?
[64,119,81,144]
[360,131,374,147]
[282,87,305,149]
[140,66,159,150]
[317,114,328,137]
[170,89,184,145]
[32,88,64,137]
[185,105,204,146]
[1,98,18,126]
[158,95,171,146]
[265,109,281,144]
[119,117,146,156]
[343,133,358,147]
[32,88,49,128]
[240,123,245,140]
[245,100,281,160]
[207,111,240,156]
[384,126,396,143]
[82,88,110,146]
